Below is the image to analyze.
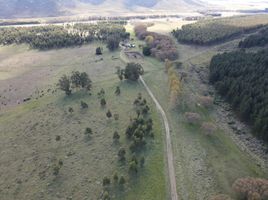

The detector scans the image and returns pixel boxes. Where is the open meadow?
[0,42,167,200]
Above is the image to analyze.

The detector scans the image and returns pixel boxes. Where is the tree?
[96,47,102,55]
[106,34,120,51]
[115,86,121,96]
[184,112,201,125]
[80,72,92,89]
[81,101,88,109]
[106,110,112,119]
[143,46,151,56]
[124,63,144,81]
[58,75,71,95]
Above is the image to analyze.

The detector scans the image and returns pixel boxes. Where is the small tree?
[56,135,61,141]
[84,127,93,136]
[68,107,74,114]
[201,122,217,136]
[118,148,126,161]
[115,86,121,96]
[58,75,71,95]
[114,113,119,121]
[106,110,112,119]
[113,172,119,183]
[96,47,102,55]
[81,101,88,109]
[103,191,110,200]
[184,112,201,125]
[140,156,145,167]
[143,46,151,56]
[113,131,120,141]
[100,98,106,107]
[119,176,126,185]
[129,161,138,174]
[103,177,111,186]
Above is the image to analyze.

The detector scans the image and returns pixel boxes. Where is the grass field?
[0,42,167,200]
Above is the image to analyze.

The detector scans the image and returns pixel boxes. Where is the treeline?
[209,50,268,142]
[0,23,129,50]
[172,15,268,45]
[135,24,178,61]
[239,26,268,48]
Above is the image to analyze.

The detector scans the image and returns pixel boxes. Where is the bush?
[119,176,126,185]
[102,177,111,186]
[199,96,214,108]
[100,98,106,107]
[81,101,88,109]
[232,178,268,200]
[201,122,216,136]
[58,75,71,95]
[184,112,201,125]
[96,47,102,55]
[209,194,232,200]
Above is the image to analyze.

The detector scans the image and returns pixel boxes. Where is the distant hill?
[0,0,205,19]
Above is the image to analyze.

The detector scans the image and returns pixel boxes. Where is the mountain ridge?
[0,0,205,19]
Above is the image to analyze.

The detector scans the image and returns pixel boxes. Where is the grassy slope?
[127,23,268,199]
[0,42,167,200]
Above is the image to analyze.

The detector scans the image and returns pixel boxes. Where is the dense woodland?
[0,22,129,50]
[239,26,268,48]
[172,15,268,45]
[209,50,268,142]
[134,24,178,61]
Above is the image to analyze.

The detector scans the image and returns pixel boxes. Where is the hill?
[0,0,205,19]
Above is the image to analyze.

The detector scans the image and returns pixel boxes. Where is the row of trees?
[239,26,268,48]
[172,16,266,45]
[58,71,92,95]
[0,22,129,50]
[165,59,182,107]
[209,50,268,142]
[134,24,178,61]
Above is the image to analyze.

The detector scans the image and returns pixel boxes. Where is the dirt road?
[139,76,178,200]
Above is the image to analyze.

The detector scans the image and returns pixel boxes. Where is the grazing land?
[0,42,167,200]
[1,14,268,200]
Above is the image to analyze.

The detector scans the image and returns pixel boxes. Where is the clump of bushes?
[232,178,268,200]
[117,63,144,81]
[134,24,178,61]
[58,71,92,96]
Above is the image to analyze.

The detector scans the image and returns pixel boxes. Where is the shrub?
[201,122,217,136]
[85,127,93,136]
[119,176,126,185]
[209,194,232,200]
[143,46,151,56]
[81,101,88,109]
[184,112,201,125]
[113,131,120,141]
[118,148,126,161]
[96,47,102,55]
[232,178,268,200]
[106,110,112,118]
[199,96,214,108]
[100,98,106,107]
[103,177,111,186]
[58,75,71,95]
